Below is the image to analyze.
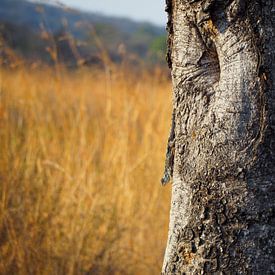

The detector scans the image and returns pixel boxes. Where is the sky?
[58,0,167,26]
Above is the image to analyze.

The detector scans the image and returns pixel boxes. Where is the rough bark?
[162,0,275,273]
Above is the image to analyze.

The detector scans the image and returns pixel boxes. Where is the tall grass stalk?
[0,65,171,274]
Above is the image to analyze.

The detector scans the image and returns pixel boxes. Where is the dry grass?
[0,65,172,275]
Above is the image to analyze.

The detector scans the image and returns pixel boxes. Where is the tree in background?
[162,0,275,273]
[149,35,166,64]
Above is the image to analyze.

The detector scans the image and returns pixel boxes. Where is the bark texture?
[162,0,275,273]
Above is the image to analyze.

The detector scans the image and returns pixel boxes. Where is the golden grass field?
[0,65,172,274]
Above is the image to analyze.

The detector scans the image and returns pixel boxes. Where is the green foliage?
[150,35,166,55]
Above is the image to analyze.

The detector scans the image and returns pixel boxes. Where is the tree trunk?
[161,0,275,273]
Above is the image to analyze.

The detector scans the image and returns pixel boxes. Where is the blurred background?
[0,0,172,274]
[0,0,168,68]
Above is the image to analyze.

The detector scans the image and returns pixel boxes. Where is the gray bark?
[162,0,275,273]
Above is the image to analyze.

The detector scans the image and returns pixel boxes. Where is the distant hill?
[0,0,167,67]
